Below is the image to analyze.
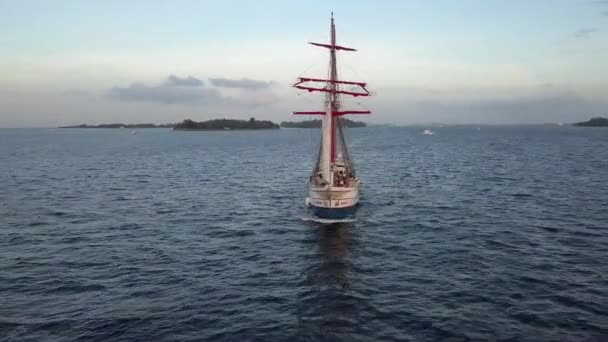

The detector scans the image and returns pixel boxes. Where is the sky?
[1,0,607,127]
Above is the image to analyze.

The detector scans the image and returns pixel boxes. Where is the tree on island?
[173,118,279,130]
[280,118,366,128]
[573,117,608,127]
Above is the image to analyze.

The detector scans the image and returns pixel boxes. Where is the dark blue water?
[1,126,607,341]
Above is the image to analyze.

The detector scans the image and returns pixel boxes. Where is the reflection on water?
[315,223,351,290]
[297,222,362,339]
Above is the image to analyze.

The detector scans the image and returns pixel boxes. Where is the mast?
[328,12,338,164]
[293,13,371,184]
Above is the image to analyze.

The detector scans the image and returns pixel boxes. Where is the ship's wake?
[300,216,357,224]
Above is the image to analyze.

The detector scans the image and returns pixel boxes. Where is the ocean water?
[1,126,607,341]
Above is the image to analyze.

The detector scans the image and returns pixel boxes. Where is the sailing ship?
[293,13,371,219]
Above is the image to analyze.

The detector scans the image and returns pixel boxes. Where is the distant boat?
[423,129,434,135]
[130,130,136,134]
[292,13,371,219]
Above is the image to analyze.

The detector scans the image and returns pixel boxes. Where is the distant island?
[59,117,367,130]
[173,118,279,130]
[59,118,281,130]
[60,123,174,128]
[280,118,366,128]
[573,117,608,127]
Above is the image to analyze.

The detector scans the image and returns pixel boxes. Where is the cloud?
[573,28,599,38]
[589,1,608,15]
[225,92,282,107]
[209,77,276,90]
[108,75,220,104]
[164,75,204,87]
[62,90,94,97]
[107,75,282,105]
[377,89,608,124]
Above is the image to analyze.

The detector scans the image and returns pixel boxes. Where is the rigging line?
[297,56,325,79]
[298,65,314,80]
[296,91,310,102]
[337,62,371,112]
[341,60,367,84]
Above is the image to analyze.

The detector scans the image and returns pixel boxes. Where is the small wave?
[52,283,106,294]
[300,216,357,224]
[511,193,533,197]
[156,209,175,214]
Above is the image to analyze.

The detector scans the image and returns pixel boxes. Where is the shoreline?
[173,127,280,131]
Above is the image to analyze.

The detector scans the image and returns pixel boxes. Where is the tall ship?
[293,13,371,219]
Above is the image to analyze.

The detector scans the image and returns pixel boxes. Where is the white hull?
[307,183,359,209]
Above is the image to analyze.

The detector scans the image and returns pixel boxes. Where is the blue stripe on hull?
[311,205,357,219]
